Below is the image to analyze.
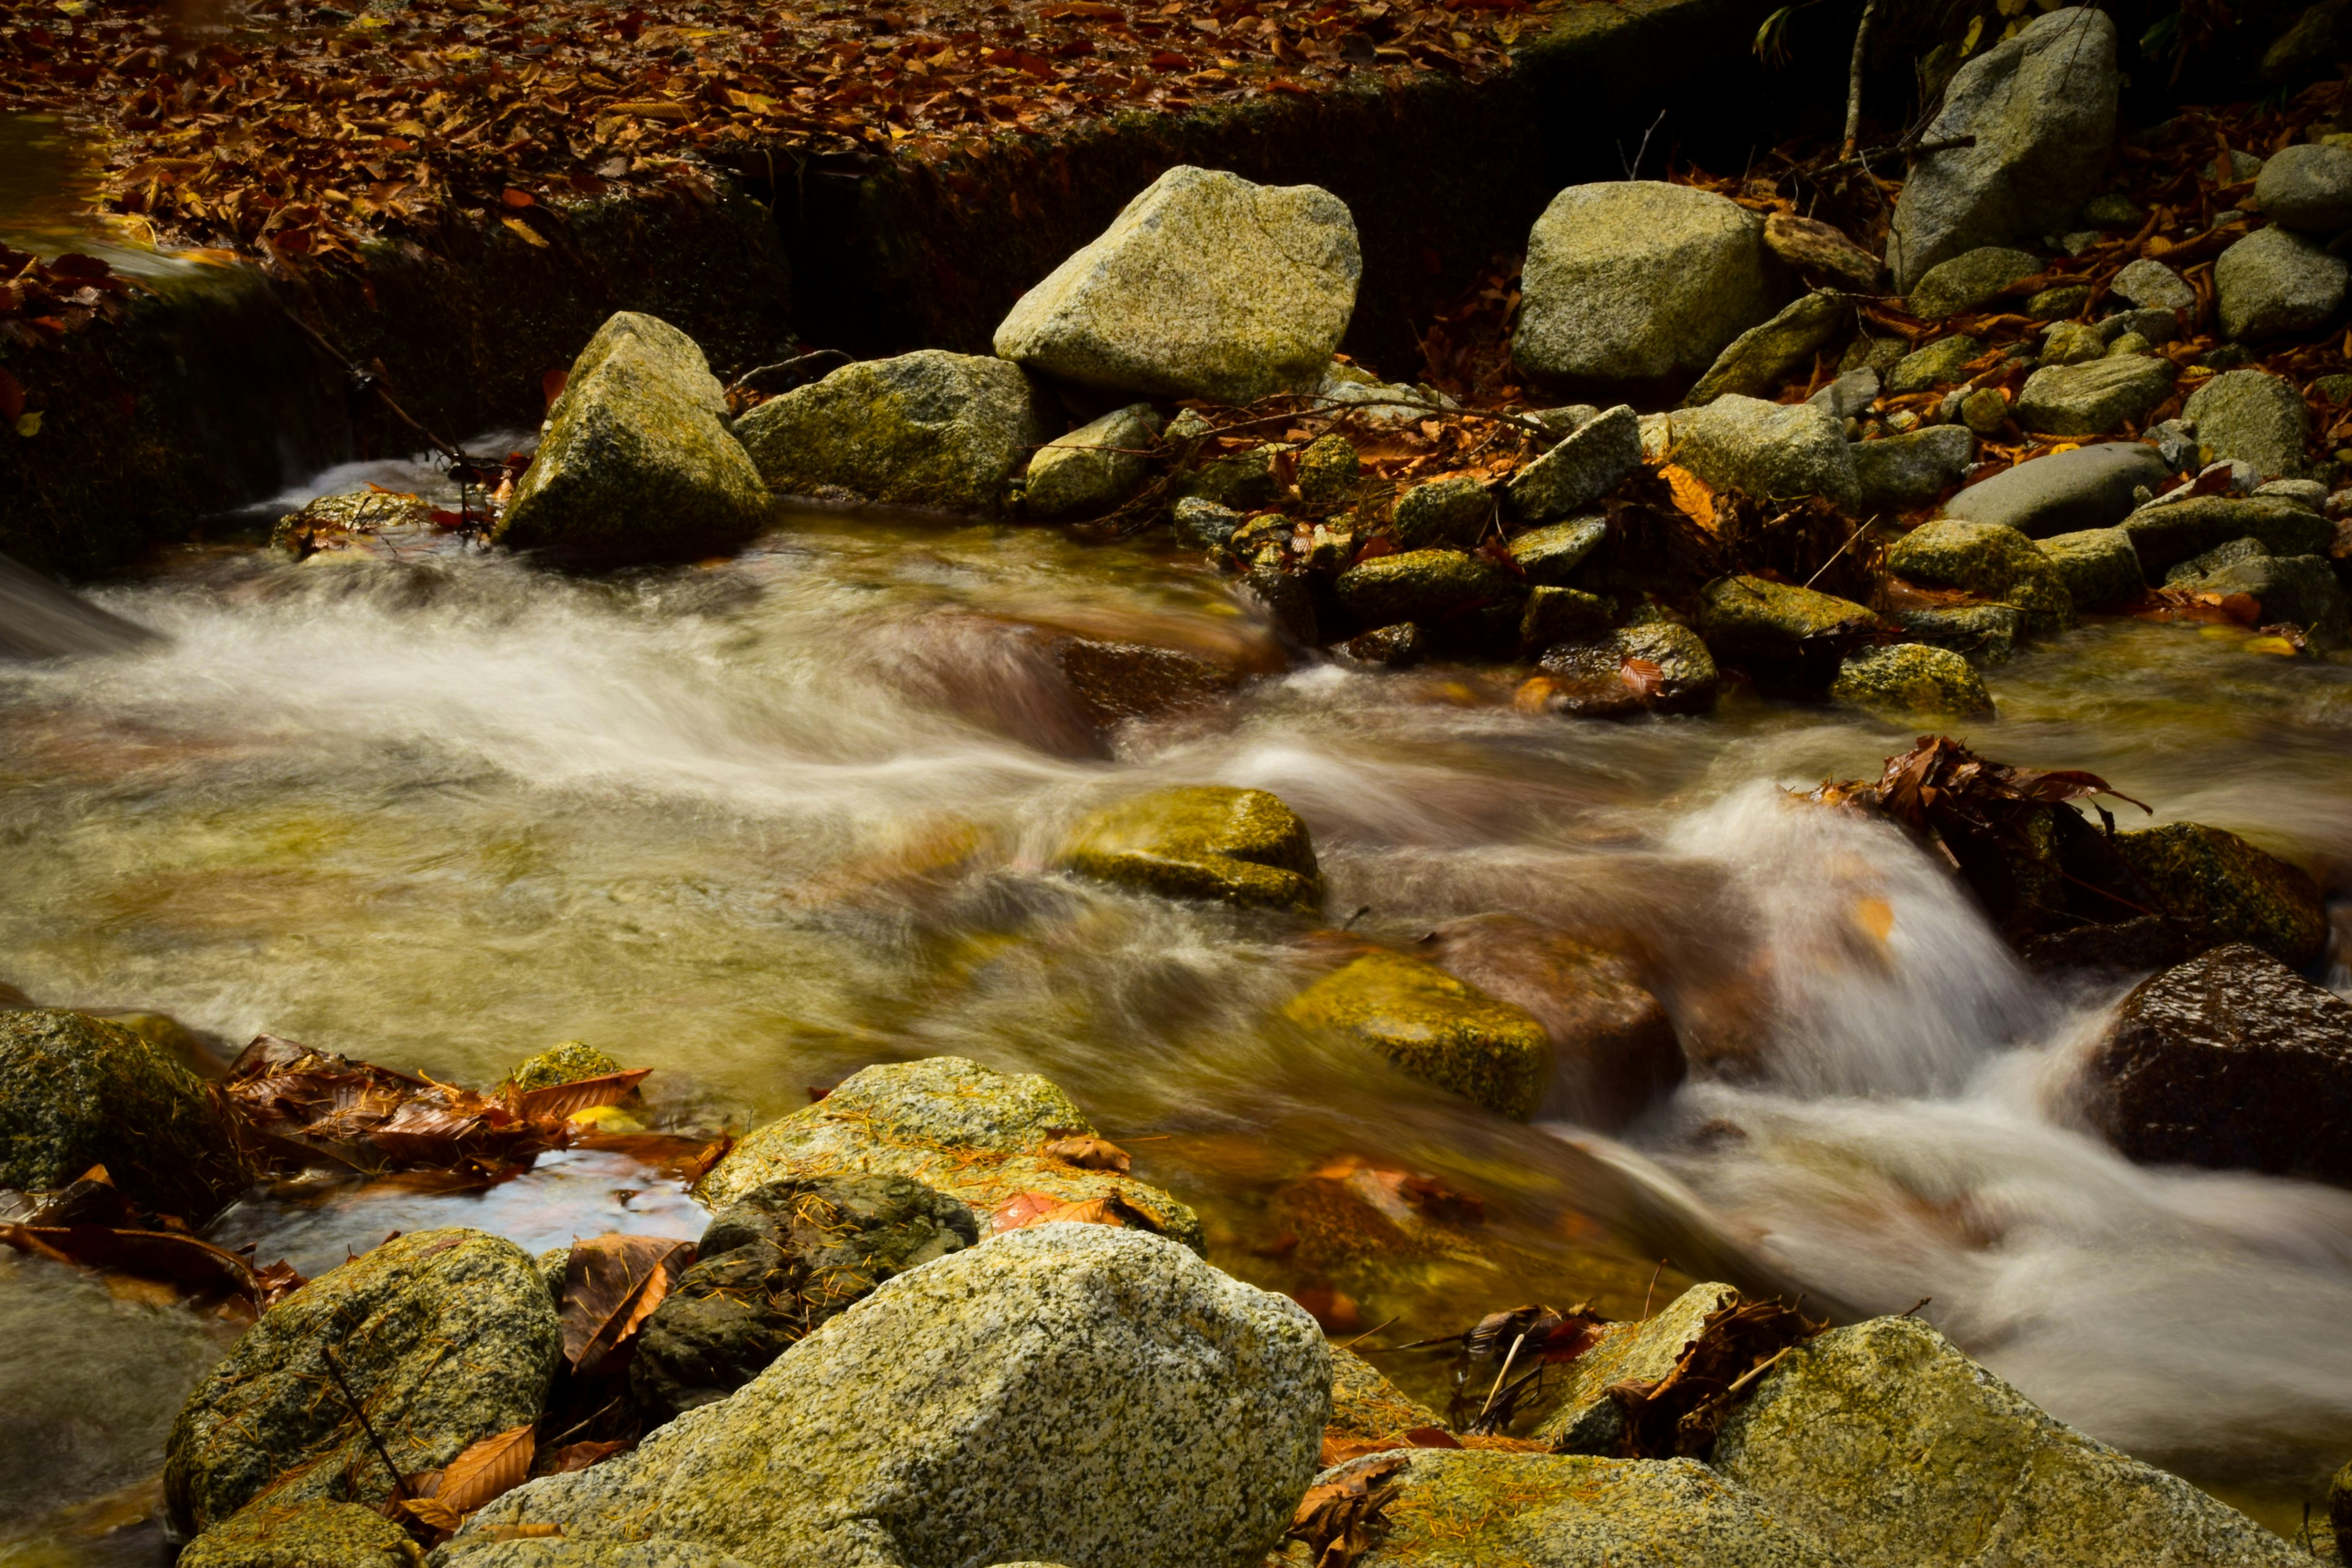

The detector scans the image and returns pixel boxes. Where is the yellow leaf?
[2244,636,2300,657]
[13,412,41,439]
[1659,464,1717,529]
[1960,14,1984,55]
[502,217,549,248]
[1853,896,1896,943]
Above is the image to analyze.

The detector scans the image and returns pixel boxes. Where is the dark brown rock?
[2113,823,2328,968]
[2080,944,2352,1185]
[1419,914,1686,1131]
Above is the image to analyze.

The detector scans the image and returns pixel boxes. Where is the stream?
[3,442,2351,1561]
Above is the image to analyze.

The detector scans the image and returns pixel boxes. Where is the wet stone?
[1855,424,1975,509]
[1171,496,1243,551]
[2119,494,2335,573]
[2037,527,2146,609]
[1295,432,1362,513]
[1830,643,1996,720]
[1056,784,1321,916]
[1697,575,1885,679]
[1888,518,2076,635]
[1668,396,1858,510]
[1507,514,1607,584]
[1334,549,1517,629]
[2113,821,2328,967]
[1526,1283,1738,1451]
[1282,950,1551,1120]
[1517,586,1615,654]
[1532,621,1719,716]
[507,1039,624,1092]
[1391,475,1491,549]
[1945,442,2170,536]
[1023,402,1164,521]
[1338,622,1425,669]
[1893,602,2023,664]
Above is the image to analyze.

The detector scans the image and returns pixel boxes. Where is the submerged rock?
[1392,475,1492,549]
[1333,1447,1842,1568]
[1023,402,1164,521]
[165,1229,561,1537]
[1887,7,2119,289]
[2079,943,2352,1185]
[458,1226,1328,1568]
[2183,370,2311,480]
[1686,292,1854,404]
[1504,405,1642,522]
[1715,1313,2308,1567]
[2183,550,2351,647]
[1528,1282,1736,1452]
[0,1008,249,1221]
[2119,493,2334,573]
[1943,442,2169,537]
[1893,601,2024,664]
[1906,247,2043,320]
[696,1057,1204,1251]
[994,165,1360,404]
[1888,518,2076,635]
[1418,914,1684,1132]
[2217,225,2350,341]
[1057,784,1321,916]
[2036,527,2146,608]
[1531,622,1720,717]
[1669,396,1858,510]
[734,350,1046,515]
[1283,951,1551,1120]
[1512,182,1776,386]
[1830,643,1997,720]
[632,1173,978,1425]
[1697,575,1885,681]
[178,1499,420,1568]
[2112,822,2328,967]
[2011,355,2177,437]
[496,312,769,564]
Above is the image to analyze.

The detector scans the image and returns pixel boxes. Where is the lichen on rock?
[1055,784,1322,916]
[1282,950,1551,1120]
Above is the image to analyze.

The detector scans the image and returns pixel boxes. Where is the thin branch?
[1841,0,1879,161]
[322,1344,412,1503]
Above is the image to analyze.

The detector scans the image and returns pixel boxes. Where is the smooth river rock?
[1907,246,2042,320]
[1283,949,1551,1120]
[994,165,1361,404]
[2216,224,2350,341]
[1943,441,2169,536]
[1513,181,1776,386]
[1022,402,1163,520]
[1697,575,1885,682]
[2255,141,2352,233]
[456,1225,1329,1568]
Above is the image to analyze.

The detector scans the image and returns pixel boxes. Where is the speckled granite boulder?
[1328,1345,1446,1447]
[506,1039,625,1091]
[1943,442,2169,537]
[166,1229,562,1537]
[454,1226,1328,1568]
[994,165,1361,404]
[1831,644,1997,720]
[496,312,769,565]
[2112,823,2328,967]
[1526,1283,1737,1452]
[1886,8,2117,289]
[1713,1314,2307,1567]
[1888,518,2076,634]
[2037,527,2145,608]
[1512,182,1776,386]
[1669,395,1858,508]
[1855,424,1976,508]
[1022,402,1163,521]
[1334,549,1519,628]
[1906,247,2043,320]
[2079,944,2352,1185]
[2255,141,2352,234]
[1697,576,1886,677]
[0,1009,249,1221]
[735,350,1047,515]
[1392,475,1493,549]
[1055,785,1321,917]
[2012,355,2177,437]
[179,1499,421,1568]
[1687,291,1854,404]
[1282,951,1551,1120]
[432,1544,748,1568]
[633,1173,978,1425]
[1334,1449,1842,1568]
[2216,224,2350,341]
[1507,515,1608,584]
[2184,370,2312,479]
[1505,405,1642,521]
[696,1057,1206,1253]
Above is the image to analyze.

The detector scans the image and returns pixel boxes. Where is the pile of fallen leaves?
[1601,1293,1822,1459]
[0,0,1544,263]
[0,1165,306,1319]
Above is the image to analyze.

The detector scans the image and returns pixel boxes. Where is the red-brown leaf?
[559,1232,694,1371]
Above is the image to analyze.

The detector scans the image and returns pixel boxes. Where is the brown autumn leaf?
[435,1424,536,1517]
[559,1232,695,1373]
[1288,1451,1408,1568]
[1041,1133,1131,1172]
[513,1069,652,1128]
[541,1439,633,1475]
[1619,657,1665,698]
[0,1223,303,1316]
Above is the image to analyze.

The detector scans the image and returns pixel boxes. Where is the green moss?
[1696,575,1883,667]
[505,1039,624,1093]
[2113,823,2328,967]
[1335,549,1517,627]
[1830,643,1996,720]
[176,1500,421,1568]
[1887,519,2076,635]
[1057,785,1322,914]
[1283,951,1550,1120]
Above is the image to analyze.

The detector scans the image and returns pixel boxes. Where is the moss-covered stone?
[1532,622,1719,715]
[1887,334,1984,394]
[1528,1283,1738,1452]
[1714,1314,2305,1568]
[734,350,1046,514]
[1295,432,1363,512]
[1517,586,1616,652]
[0,1009,249,1221]
[165,1228,562,1537]
[1891,602,2022,664]
[2113,823,2328,968]
[1282,951,1550,1120]
[2037,526,2145,608]
[1507,514,1607,585]
[178,1499,423,1568]
[1391,475,1492,549]
[1177,444,1285,513]
[1696,575,1885,674]
[1334,549,1517,628]
[1023,402,1164,521]
[1338,1448,1844,1568]
[505,1039,625,1092]
[1329,1345,1445,1447]
[494,312,770,565]
[271,489,434,561]
[695,1057,1205,1252]
[2119,494,2335,574]
[1056,785,1321,914]
[1686,290,1855,405]
[1830,643,1997,720]
[1887,518,2076,634]
[2013,354,2178,437]
[1907,246,2043,319]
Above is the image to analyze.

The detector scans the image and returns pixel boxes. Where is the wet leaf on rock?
[559,1232,694,1374]
[1039,1132,1131,1172]
[1288,1451,1408,1568]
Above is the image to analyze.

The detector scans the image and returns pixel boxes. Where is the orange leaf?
[1041,1134,1131,1172]
[434,1424,535,1517]
[1657,464,1715,529]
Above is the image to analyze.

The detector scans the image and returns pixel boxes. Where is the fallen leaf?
[434,1425,535,1517]
[1041,1133,1131,1172]
[559,1232,694,1374]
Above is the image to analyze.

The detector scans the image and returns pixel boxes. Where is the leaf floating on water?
[512,1070,652,1125]
[0,1222,304,1317]
[559,1232,695,1374]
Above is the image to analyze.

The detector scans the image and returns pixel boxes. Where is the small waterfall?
[0,552,162,660]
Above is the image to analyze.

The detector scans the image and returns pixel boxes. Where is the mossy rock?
[1391,475,1491,549]
[1887,334,1985,394]
[1333,549,1518,628]
[1695,575,1885,673]
[1176,444,1285,513]
[2113,823,2328,968]
[2037,527,2144,609]
[1507,514,1607,586]
[505,1039,625,1092]
[1295,432,1362,511]
[1830,643,1996,720]
[0,1008,249,1221]
[1282,951,1550,1120]
[2120,494,2335,575]
[1057,785,1322,914]
[1527,1283,1738,1453]
[693,1057,1205,1253]
[1887,518,2076,635]
[1024,402,1164,522]
[165,1229,562,1537]
[270,489,433,560]
[177,1499,422,1568]
[1329,1345,1445,1447]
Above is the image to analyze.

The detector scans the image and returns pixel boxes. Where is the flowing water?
[3,444,2351,1561]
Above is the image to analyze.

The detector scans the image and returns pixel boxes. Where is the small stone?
[2216,224,2351,341]
[2255,141,2352,233]
[1295,432,1362,511]
[1854,424,1975,509]
[2082,192,2145,228]
[2115,823,2329,967]
[1281,950,1551,1119]
[1508,514,1608,584]
[1177,443,1284,513]
[1339,622,1425,669]
[2037,526,2146,608]
[2039,320,2107,365]
[2253,477,2329,510]
[2192,551,2351,647]
[1892,602,2023,663]
[1057,785,1321,916]
[2098,305,2180,345]
[1335,549,1518,628]
[1888,517,2077,633]
[1392,475,1491,549]
[1831,643,1996,720]
[1905,247,2044,318]
[1172,496,1243,551]
[2315,372,2352,403]
[2109,257,2196,312]
[1687,291,1855,405]
[1504,404,1643,522]
[1023,403,1165,521]
[2103,331,2153,358]
[1887,335,1983,394]
[2203,341,2256,370]
[1806,366,1880,420]
[2203,148,2267,183]
[2024,282,2091,319]
[2181,369,2311,479]
[1763,211,1883,289]
[2149,418,2201,469]
[1668,396,1859,509]
[2057,230,2105,257]
[507,1040,624,1093]
[2012,354,2177,435]
[1960,386,2012,433]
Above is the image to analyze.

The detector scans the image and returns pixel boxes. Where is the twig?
[1803,512,1877,590]
[1620,108,1667,181]
[1640,1257,1668,1319]
[1900,1295,1932,1317]
[1841,0,1879,161]
[1725,1346,1794,1397]
[1335,1316,1398,1353]
[322,1345,411,1503]
[1476,1330,1529,1422]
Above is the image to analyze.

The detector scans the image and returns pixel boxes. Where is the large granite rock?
[178,1500,420,1568]
[1418,914,1685,1132]
[456,1226,1328,1568]
[1714,1313,2305,1567]
[1022,402,1163,521]
[0,1008,249,1221]
[2079,943,2352,1185]
[1056,783,1319,916]
[1283,950,1551,1120]
[2216,225,2350,341]
[165,1229,562,1536]
[1855,425,1975,509]
[1907,247,2043,320]
[632,1173,978,1425]
[2254,141,2352,233]
[2118,494,2334,573]
[1831,643,1997,720]
[2111,821,2328,967]
[1887,7,2120,290]
[1686,292,1853,404]
[1513,182,1776,386]
[993,165,1360,404]
[1668,396,1858,509]
[1887,518,2076,635]
[2184,370,2311,479]
[734,350,1046,515]
[2012,355,2177,436]
[495,312,770,564]
[1333,1448,1843,1568]
[2037,526,2146,608]
[1504,405,1642,521]
[1697,575,1885,681]
[1943,442,2169,536]
[696,1057,1207,1252]
[1530,1282,1736,1452]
